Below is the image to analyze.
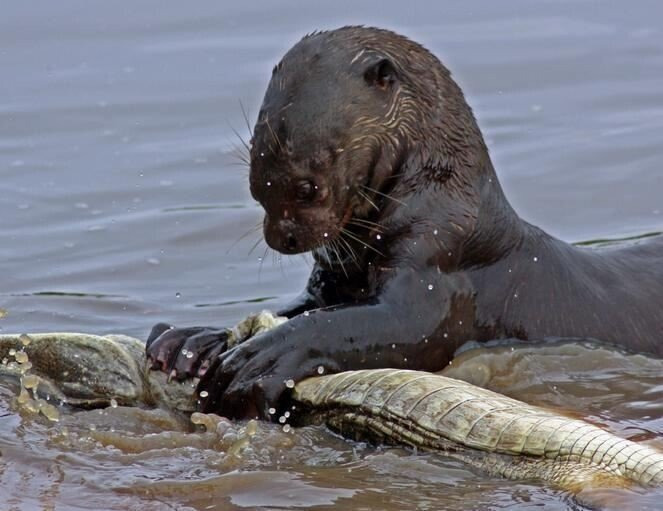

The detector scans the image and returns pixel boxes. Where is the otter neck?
[405,105,525,267]
[460,161,526,266]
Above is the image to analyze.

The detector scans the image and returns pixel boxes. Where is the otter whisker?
[278,101,294,113]
[337,235,360,268]
[298,253,312,269]
[257,245,270,281]
[265,117,283,153]
[319,243,338,272]
[361,185,407,207]
[340,227,385,257]
[227,223,263,255]
[328,239,349,278]
[229,158,250,168]
[269,247,286,278]
[227,137,251,168]
[356,189,380,212]
[231,153,251,168]
[347,218,385,232]
[229,124,251,154]
[238,99,253,139]
[321,244,332,265]
[277,252,285,277]
[247,235,266,257]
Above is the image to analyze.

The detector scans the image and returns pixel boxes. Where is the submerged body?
[147,26,663,419]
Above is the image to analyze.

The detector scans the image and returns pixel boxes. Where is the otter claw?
[145,325,231,379]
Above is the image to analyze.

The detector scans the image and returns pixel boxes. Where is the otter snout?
[265,218,302,254]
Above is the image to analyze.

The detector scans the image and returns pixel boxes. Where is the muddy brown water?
[1,1,662,509]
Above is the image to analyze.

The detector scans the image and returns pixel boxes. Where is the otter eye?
[295,180,316,202]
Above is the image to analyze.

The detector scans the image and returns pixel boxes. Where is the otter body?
[147,27,663,419]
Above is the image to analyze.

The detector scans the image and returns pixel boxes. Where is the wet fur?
[147,27,662,419]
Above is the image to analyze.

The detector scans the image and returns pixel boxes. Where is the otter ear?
[363,58,397,89]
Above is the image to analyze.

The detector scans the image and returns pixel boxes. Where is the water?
[1,1,662,509]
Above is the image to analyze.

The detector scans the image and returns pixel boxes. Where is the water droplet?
[427,284,434,291]
[186,351,194,359]
[268,407,276,415]
[246,420,258,436]
[15,351,28,364]
[391,344,396,349]
[199,390,209,398]
[303,311,310,316]
[278,415,286,424]
[443,333,448,338]
[181,348,189,356]
[433,229,438,235]
[376,234,382,240]
[19,334,32,346]
[9,349,16,357]
[284,411,290,418]
[39,400,60,422]
[317,365,324,374]
[175,292,181,298]
[266,180,271,186]
[260,152,265,157]
[533,256,538,262]
[282,424,291,433]
[323,232,328,238]
[458,320,463,325]
[285,379,295,389]
[110,398,118,408]
[22,374,39,389]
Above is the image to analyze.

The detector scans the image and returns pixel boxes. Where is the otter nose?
[284,232,298,252]
[277,219,298,253]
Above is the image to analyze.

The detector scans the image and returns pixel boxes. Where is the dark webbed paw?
[146,323,230,379]
[195,330,339,420]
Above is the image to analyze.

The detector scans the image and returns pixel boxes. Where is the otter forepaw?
[195,332,339,420]
[145,324,230,380]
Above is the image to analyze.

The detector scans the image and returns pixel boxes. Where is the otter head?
[249,27,424,255]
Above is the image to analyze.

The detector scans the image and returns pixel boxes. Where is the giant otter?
[146,26,663,420]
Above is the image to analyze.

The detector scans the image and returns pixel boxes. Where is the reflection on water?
[1,0,662,509]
